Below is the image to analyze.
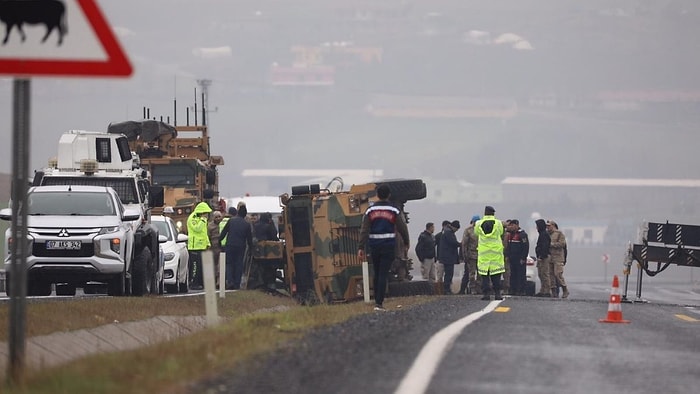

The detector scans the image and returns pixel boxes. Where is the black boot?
[494,290,503,300]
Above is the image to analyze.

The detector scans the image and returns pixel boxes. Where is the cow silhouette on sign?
[0,0,67,46]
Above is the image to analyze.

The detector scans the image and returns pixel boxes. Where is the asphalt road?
[190,281,700,394]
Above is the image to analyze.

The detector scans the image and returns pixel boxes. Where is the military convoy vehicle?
[273,178,433,304]
[31,130,164,296]
[106,119,225,233]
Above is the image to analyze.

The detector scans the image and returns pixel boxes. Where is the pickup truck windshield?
[40,177,139,205]
[28,192,116,216]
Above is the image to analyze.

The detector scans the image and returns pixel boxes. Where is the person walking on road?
[534,218,552,297]
[357,184,410,311]
[438,220,461,294]
[186,202,212,290]
[547,220,569,298]
[505,219,529,296]
[458,215,480,295]
[415,222,436,282]
[475,206,505,300]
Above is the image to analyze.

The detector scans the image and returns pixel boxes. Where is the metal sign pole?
[7,78,30,386]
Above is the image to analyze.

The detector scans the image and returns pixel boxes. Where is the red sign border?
[0,0,132,77]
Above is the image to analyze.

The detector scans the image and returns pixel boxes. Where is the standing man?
[207,211,224,289]
[415,222,436,282]
[547,220,569,298]
[505,219,529,296]
[219,204,253,290]
[253,212,281,291]
[358,184,410,311]
[186,202,212,290]
[458,215,480,295]
[433,220,451,288]
[534,218,552,297]
[475,205,505,300]
[438,220,461,294]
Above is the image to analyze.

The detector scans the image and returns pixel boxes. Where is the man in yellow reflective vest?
[475,205,505,300]
[187,201,212,290]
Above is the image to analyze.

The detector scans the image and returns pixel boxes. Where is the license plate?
[46,240,82,250]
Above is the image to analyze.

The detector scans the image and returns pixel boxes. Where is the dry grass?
[0,292,433,393]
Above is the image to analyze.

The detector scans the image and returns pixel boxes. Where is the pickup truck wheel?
[28,280,52,297]
[108,270,126,296]
[132,247,152,296]
[55,284,76,296]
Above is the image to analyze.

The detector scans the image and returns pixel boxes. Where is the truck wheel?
[28,280,52,297]
[132,247,153,296]
[55,283,76,296]
[108,270,126,296]
[377,179,427,202]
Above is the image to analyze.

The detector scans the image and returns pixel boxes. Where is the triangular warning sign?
[0,0,132,77]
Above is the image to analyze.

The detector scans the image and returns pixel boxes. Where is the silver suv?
[1,185,140,296]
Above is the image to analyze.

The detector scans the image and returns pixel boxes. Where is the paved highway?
[191,280,700,394]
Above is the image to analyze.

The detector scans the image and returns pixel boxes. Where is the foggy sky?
[1,0,699,217]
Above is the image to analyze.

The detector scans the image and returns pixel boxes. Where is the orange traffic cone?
[599,275,630,323]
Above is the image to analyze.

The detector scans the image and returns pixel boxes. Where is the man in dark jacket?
[219,204,254,290]
[534,218,552,297]
[433,220,451,287]
[415,222,436,282]
[357,185,410,311]
[438,220,461,295]
[505,219,529,296]
[252,212,280,290]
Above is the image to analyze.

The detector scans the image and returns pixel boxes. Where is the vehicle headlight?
[99,226,119,235]
[163,251,175,261]
[110,238,121,253]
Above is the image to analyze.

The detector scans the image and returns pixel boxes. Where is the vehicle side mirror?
[176,233,188,243]
[122,208,142,222]
[0,208,11,221]
[159,234,168,243]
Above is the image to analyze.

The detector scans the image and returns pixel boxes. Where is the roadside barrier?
[599,275,630,323]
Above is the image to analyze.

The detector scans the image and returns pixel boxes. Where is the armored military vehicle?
[106,119,225,233]
[276,179,433,304]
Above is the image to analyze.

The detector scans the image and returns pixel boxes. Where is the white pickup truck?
[1,185,147,296]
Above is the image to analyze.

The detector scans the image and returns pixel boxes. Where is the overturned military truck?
[274,179,433,304]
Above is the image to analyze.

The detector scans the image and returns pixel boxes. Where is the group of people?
[415,205,569,300]
[184,201,280,292]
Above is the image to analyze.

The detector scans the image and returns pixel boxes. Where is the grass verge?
[1,291,432,393]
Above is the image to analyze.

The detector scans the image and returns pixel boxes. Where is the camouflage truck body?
[107,120,224,233]
[278,179,431,304]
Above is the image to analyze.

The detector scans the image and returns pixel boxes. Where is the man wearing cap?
[475,205,505,300]
[458,215,480,295]
[505,219,529,296]
[547,220,569,298]
[357,184,410,311]
[438,220,461,294]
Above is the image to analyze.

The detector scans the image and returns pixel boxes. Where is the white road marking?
[394,300,504,394]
